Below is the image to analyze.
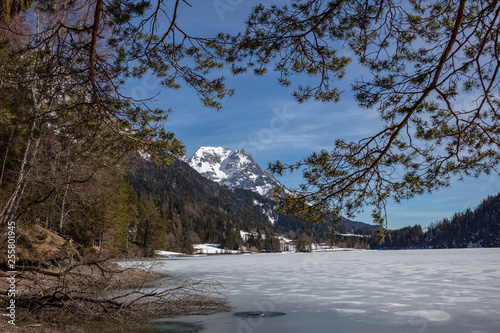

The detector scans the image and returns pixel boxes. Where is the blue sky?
[128,1,499,229]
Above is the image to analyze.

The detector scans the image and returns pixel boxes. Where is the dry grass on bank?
[0,257,229,332]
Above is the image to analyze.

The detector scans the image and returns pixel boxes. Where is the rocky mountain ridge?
[187,146,283,198]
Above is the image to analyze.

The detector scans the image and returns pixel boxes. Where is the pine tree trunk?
[0,128,14,187]
[0,119,38,224]
[59,162,72,233]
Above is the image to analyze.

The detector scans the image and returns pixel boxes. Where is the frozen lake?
[137,248,500,333]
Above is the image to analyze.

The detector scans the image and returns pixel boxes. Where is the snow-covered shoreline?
[155,243,357,257]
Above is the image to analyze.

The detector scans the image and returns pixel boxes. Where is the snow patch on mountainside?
[252,198,277,225]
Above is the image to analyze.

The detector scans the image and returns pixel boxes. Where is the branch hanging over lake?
[222,0,500,240]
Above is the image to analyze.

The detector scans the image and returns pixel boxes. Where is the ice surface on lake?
[138,249,500,333]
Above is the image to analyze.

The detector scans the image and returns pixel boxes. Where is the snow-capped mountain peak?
[188,146,233,183]
[187,147,282,198]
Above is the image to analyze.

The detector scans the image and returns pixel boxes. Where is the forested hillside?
[125,157,277,252]
[378,194,500,249]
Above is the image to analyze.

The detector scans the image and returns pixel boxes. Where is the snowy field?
[128,248,500,332]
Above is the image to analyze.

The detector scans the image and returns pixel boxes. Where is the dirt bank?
[0,259,167,332]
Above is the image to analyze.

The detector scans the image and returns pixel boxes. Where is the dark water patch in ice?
[234,311,286,318]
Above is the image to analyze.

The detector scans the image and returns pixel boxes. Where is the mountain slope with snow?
[187,146,283,198]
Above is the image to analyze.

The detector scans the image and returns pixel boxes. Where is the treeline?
[284,193,500,250]
[0,0,183,263]
[377,194,500,249]
[275,214,377,236]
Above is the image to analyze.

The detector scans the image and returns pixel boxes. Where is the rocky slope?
[187,147,283,198]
